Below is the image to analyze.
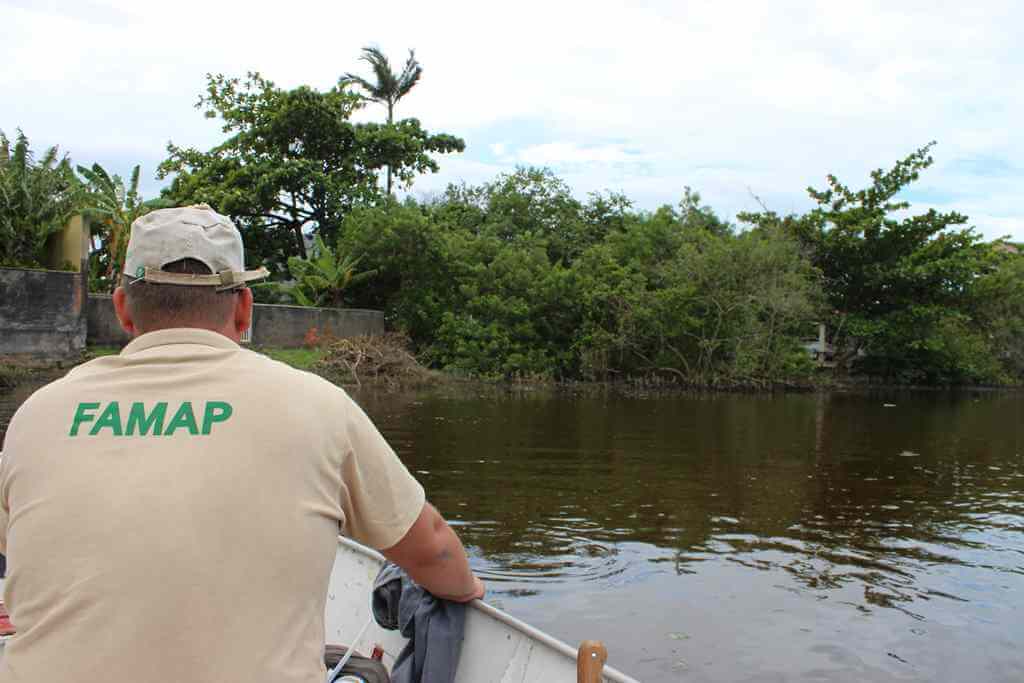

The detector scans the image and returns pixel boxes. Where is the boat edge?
[336,535,641,683]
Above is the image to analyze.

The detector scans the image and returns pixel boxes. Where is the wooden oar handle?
[577,640,608,683]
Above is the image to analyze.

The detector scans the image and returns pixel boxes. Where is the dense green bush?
[0,130,81,268]
[571,206,819,384]
[969,252,1024,382]
[339,169,822,385]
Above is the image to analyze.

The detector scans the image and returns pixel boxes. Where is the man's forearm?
[405,522,480,602]
[382,503,484,603]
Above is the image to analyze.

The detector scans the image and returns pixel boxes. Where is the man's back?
[0,328,424,682]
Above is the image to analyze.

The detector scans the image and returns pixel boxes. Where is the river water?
[3,380,1023,682]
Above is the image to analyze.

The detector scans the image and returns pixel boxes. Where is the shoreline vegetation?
[275,336,1024,394]
[3,336,1020,397]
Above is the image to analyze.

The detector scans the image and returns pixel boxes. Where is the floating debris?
[711,516,740,525]
[899,450,920,457]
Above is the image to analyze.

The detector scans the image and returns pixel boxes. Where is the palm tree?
[339,46,423,194]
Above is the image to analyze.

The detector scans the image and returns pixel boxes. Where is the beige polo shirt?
[0,328,425,683]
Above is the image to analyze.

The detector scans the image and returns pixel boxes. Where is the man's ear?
[234,288,254,336]
[112,287,138,337]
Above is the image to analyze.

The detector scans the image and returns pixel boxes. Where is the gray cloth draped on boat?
[372,562,466,683]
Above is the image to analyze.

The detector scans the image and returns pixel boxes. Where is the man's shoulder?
[234,349,352,400]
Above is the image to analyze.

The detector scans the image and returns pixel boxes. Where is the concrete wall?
[249,304,385,347]
[86,294,132,347]
[0,267,87,363]
[87,295,386,348]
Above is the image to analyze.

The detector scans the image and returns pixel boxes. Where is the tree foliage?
[158,72,463,275]
[969,251,1024,381]
[339,172,821,384]
[570,206,816,384]
[741,143,1003,383]
[0,129,81,268]
[284,235,376,308]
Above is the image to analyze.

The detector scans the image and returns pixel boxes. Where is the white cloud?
[513,142,645,166]
[2,0,1021,239]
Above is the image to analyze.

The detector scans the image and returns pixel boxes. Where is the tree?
[0,129,81,268]
[338,199,459,343]
[970,250,1024,381]
[678,186,733,238]
[158,72,463,275]
[434,167,609,266]
[741,143,1000,382]
[339,47,423,194]
[285,235,376,308]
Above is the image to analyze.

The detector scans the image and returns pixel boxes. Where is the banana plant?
[286,235,376,308]
[0,129,81,267]
[77,163,154,291]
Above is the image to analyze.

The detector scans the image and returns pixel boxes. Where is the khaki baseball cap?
[124,204,268,290]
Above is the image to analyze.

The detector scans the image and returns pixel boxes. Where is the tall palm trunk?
[385,102,394,195]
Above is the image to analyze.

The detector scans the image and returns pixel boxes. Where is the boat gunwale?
[337,535,641,683]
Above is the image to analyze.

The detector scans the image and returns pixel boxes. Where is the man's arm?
[381,502,485,603]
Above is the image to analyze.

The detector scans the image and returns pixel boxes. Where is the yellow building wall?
[45,215,90,272]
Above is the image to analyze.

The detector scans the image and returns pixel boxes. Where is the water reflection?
[354,388,1024,682]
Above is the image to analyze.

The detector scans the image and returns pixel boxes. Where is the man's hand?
[469,576,486,601]
[452,575,486,603]
[381,502,484,603]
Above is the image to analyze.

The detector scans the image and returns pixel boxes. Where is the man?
[0,205,483,682]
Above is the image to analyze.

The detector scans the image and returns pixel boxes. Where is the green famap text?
[69,401,234,437]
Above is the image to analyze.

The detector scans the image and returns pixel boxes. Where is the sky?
[3,0,1022,240]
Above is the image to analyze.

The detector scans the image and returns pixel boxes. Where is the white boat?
[326,536,639,682]
[0,536,640,683]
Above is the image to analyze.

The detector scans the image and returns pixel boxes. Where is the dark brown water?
[4,381,1023,682]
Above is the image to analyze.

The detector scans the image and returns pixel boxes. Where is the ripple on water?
[475,520,641,590]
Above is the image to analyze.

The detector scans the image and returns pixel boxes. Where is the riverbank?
[2,339,1019,396]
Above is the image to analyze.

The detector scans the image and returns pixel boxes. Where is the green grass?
[85,346,121,358]
[259,347,327,371]
[0,365,31,390]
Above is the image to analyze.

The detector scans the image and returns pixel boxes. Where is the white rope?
[325,606,375,683]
